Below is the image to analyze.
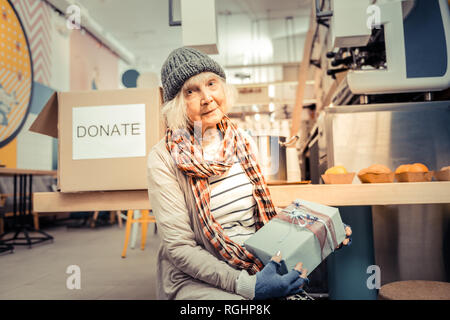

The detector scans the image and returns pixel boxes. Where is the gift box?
[244,199,347,276]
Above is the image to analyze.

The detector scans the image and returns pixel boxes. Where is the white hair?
[161,72,238,130]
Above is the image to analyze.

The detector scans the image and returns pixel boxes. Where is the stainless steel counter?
[320,100,450,292]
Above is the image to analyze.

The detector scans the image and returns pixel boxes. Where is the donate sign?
[72,104,146,160]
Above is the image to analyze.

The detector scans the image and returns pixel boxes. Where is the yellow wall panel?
[0,138,17,168]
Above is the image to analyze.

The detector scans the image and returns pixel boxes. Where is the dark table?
[0,168,56,249]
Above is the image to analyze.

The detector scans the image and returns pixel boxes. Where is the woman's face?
[183,72,227,134]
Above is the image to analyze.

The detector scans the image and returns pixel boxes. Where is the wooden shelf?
[0,168,57,177]
[33,182,450,212]
[33,190,149,212]
[268,181,450,207]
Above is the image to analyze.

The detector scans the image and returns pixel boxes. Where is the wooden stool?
[378,280,450,300]
[121,209,156,258]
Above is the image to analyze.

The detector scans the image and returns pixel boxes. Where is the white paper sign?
[72,104,146,160]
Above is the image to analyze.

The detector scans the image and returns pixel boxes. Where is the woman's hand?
[254,252,309,300]
[336,224,352,250]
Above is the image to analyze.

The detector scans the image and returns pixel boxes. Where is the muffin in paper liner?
[395,171,434,182]
[358,172,395,183]
[434,170,450,181]
[321,173,355,184]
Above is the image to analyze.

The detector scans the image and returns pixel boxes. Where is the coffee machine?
[326,0,450,95]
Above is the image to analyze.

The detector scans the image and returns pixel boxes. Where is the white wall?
[49,14,71,91]
[16,113,53,170]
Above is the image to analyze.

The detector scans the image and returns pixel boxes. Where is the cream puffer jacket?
[146,134,259,300]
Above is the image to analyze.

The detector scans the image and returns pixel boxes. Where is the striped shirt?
[209,158,257,245]
[203,135,257,246]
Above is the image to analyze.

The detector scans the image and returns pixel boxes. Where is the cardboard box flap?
[29,92,58,138]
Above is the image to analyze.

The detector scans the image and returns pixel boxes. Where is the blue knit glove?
[343,223,352,246]
[336,223,352,250]
[254,260,309,300]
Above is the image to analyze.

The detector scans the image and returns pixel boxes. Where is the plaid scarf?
[165,117,277,274]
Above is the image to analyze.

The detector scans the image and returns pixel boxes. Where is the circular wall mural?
[122,69,140,88]
[0,0,33,148]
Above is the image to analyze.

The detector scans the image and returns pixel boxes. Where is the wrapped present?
[244,199,347,276]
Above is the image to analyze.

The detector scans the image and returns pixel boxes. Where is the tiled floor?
[0,220,160,300]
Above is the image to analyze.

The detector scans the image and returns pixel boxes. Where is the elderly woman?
[147,47,351,300]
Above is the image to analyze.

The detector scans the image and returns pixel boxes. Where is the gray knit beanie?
[161,47,226,102]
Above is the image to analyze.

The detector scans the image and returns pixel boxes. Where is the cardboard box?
[30,88,165,192]
[244,199,346,276]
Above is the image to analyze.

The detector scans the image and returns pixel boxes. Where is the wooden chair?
[378,280,450,300]
[90,210,123,228]
[121,209,156,258]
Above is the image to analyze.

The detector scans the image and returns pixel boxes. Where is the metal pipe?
[13,174,17,226]
[169,0,182,26]
[279,135,299,147]
[28,174,32,221]
[315,0,333,18]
